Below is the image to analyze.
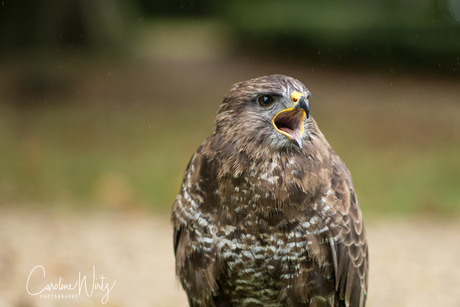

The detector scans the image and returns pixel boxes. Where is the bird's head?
[215,75,313,152]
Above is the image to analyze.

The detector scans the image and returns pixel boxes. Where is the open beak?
[272,95,310,148]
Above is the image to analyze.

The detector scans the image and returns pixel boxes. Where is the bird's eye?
[258,95,274,107]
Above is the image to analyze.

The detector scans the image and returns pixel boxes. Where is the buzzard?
[172,75,368,306]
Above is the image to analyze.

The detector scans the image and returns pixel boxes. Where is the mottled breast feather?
[171,74,368,307]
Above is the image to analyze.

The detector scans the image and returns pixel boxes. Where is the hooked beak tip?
[292,138,303,149]
[293,96,310,119]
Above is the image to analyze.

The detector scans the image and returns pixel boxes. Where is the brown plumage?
[171,75,368,306]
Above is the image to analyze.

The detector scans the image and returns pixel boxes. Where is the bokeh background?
[0,1,459,306]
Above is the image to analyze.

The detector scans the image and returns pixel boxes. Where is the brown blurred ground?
[1,207,459,307]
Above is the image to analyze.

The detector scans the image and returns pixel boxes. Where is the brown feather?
[171,75,368,306]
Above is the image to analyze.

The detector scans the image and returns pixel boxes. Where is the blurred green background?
[0,0,459,217]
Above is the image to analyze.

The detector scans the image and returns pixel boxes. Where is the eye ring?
[258,95,274,107]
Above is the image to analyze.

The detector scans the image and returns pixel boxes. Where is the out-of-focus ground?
[0,208,459,307]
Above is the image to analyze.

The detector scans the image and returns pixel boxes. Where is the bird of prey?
[171,75,368,307]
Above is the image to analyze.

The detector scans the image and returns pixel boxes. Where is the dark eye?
[258,95,274,107]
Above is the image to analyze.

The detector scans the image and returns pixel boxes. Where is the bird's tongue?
[279,127,294,134]
[273,109,304,140]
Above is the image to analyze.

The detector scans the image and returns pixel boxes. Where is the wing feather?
[330,158,369,307]
[171,138,232,306]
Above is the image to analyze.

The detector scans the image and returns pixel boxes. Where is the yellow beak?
[272,92,309,148]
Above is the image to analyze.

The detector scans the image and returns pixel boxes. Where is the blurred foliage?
[0,101,206,212]
[218,0,460,71]
[136,0,213,17]
[1,0,460,71]
[0,53,459,216]
[0,1,459,217]
[0,0,136,54]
